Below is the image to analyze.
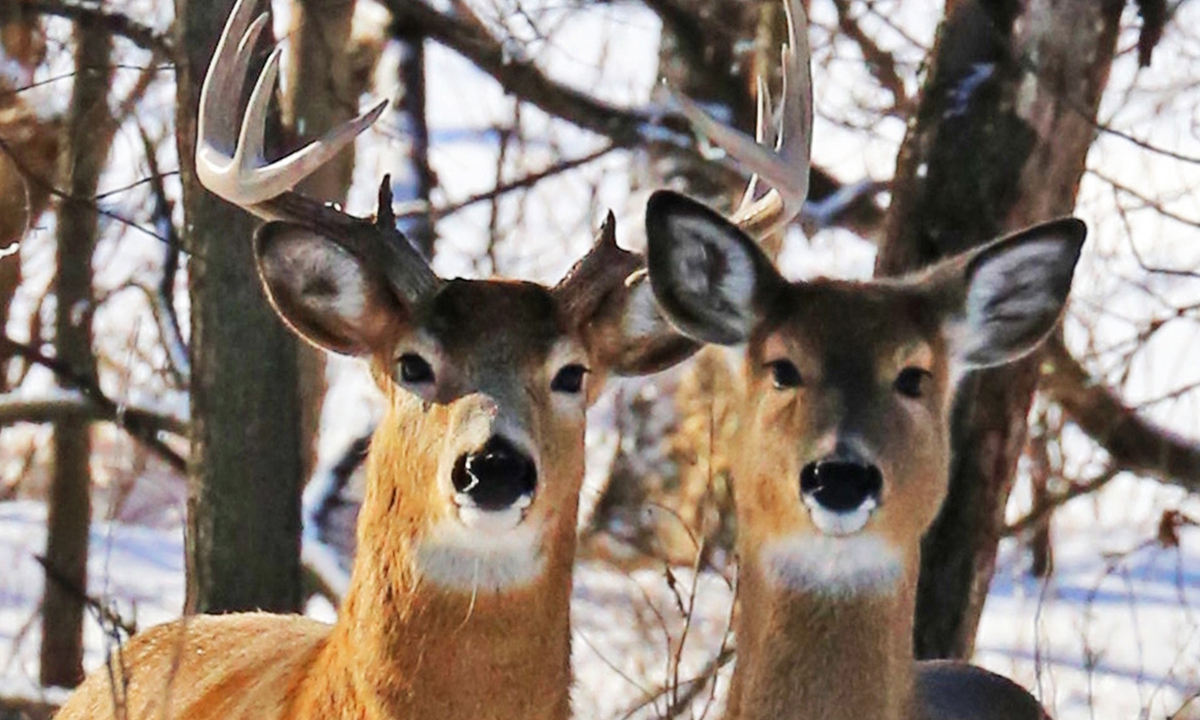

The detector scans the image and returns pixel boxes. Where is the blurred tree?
[0,7,56,392]
[40,14,112,688]
[176,0,304,614]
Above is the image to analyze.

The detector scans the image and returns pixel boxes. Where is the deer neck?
[727,550,919,720]
[300,402,576,720]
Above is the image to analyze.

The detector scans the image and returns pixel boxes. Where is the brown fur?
[57,273,682,720]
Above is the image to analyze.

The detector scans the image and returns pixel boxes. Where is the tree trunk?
[176,0,304,615]
[40,18,110,689]
[391,23,435,257]
[874,0,1124,659]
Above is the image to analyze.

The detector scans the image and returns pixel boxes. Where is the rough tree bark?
[40,17,110,688]
[874,0,1125,659]
[176,0,304,614]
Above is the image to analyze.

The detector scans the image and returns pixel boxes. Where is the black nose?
[452,436,537,511]
[800,459,883,512]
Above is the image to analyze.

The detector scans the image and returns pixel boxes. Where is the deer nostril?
[800,460,883,513]
[452,436,537,512]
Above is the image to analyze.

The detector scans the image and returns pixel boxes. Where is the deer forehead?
[753,281,943,380]
[415,279,573,367]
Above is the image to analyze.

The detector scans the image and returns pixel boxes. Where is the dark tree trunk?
[391,23,435,258]
[41,18,110,689]
[874,0,1124,659]
[176,0,303,615]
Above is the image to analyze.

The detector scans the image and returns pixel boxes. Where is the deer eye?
[766,359,803,389]
[894,367,931,399]
[398,353,435,384]
[551,364,588,394]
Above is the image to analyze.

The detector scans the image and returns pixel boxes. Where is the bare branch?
[829,0,909,112]
[1004,466,1119,537]
[14,0,173,56]
[137,123,190,384]
[1041,336,1200,493]
[429,144,618,220]
[34,554,138,637]
[0,396,187,436]
[0,336,187,473]
[381,0,678,148]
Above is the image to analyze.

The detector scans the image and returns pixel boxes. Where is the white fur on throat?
[415,517,545,592]
[760,532,903,597]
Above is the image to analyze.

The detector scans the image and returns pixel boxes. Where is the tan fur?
[57,276,673,720]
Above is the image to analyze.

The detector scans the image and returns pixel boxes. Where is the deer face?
[645,190,1085,596]
[254,216,694,592]
[733,282,956,559]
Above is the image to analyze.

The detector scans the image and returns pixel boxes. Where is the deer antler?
[554,211,642,325]
[196,0,439,305]
[669,0,812,239]
[196,0,388,210]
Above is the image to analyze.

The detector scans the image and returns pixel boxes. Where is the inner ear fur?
[922,217,1087,368]
[644,190,784,345]
[255,222,404,356]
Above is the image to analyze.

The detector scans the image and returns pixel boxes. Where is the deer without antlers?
[54,1,696,719]
[646,1,1082,718]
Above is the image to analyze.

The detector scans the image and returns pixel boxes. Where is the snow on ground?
[2,476,1198,719]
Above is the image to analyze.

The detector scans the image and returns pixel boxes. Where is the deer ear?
[940,218,1086,368]
[254,222,403,356]
[644,190,783,345]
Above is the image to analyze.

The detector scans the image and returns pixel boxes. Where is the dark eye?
[895,367,931,399]
[767,359,803,389]
[398,353,435,384]
[551,364,588,394]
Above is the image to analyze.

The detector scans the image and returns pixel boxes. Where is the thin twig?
[34,554,137,637]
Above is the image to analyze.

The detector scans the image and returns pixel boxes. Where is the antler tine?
[554,212,643,325]
[672,0,812,239]
[736,74,778,216]
[196,0,388,211]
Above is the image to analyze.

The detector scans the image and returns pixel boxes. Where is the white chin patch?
[453,492,533,533]
[759,532,903,598]
[415,509,544,593]
[801,495,876,536]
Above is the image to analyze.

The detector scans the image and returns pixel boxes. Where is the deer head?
[644,190,1085,595]
[195,0,696,596]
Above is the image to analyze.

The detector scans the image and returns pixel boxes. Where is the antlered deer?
[54,1,695,718]
[645,0,1083,718]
